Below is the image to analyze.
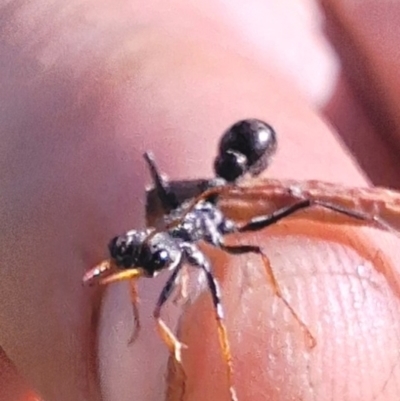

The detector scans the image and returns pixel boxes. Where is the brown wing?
[217,179,400,231]
[146,177,400,232]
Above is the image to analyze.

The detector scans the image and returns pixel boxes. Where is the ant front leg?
[220,242,316,349]
[128,279,141,344]
[153,264,187,363]
[181,243,238,401]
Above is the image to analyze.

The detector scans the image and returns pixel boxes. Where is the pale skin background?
[1,0,400,400]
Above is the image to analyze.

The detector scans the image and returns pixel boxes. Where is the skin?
[0,0,400,400]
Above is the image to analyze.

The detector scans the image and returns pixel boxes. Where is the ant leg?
[153,264,188,363]
[182,243,238,401]
[143,151,180,211]
[238,199,316,232]
[313,200,396,232]
[238,198,394,233]
[220,243,316,348]
[128,279,141,344]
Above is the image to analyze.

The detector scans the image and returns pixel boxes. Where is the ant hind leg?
[238,198,396,234]
[220,242,316,348]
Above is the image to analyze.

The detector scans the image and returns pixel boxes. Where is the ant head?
[82,230,149,285]
[110,231,182,278]
[108,230,148,269]
[214,119,277,182]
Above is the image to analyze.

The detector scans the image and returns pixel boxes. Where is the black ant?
[84,119,391,401]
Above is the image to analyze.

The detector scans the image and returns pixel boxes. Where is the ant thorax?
[166,199,236,246]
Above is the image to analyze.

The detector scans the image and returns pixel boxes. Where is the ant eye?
[151,249,171,270]
[139,232,182,277]
[140,246,174,276]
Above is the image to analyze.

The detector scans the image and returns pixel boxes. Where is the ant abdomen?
[214,119,277,182]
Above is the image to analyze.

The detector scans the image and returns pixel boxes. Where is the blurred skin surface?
[1,0,400,400]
